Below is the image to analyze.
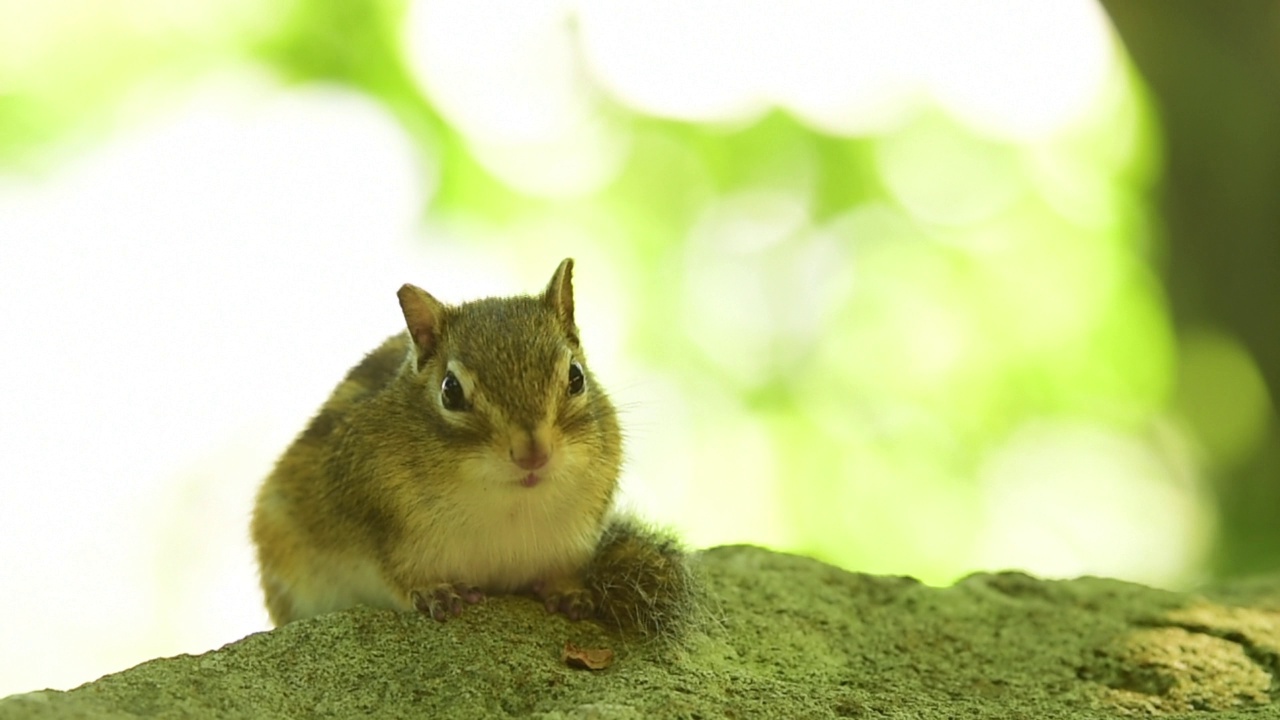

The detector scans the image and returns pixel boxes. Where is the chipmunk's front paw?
[543,587,596,621]
[411,583,485,622]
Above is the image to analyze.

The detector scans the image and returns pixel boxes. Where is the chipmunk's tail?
[585,514,702,642]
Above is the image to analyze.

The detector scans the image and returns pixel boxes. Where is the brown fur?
[252,260,621,625]
[251,259,697,639]
[585,515,701,640]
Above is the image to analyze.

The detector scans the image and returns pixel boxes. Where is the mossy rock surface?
[3,546,1278,719]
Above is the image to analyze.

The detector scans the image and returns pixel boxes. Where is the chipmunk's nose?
[513,450,549,471]
[510,428,552,471]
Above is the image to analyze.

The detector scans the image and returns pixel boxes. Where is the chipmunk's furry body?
[252,260,692,637]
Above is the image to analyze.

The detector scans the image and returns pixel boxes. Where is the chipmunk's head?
[396,259,621,500]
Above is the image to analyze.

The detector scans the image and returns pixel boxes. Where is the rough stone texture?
[3,546,1278,719]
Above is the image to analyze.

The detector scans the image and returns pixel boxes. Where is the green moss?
[3,547,1277,719]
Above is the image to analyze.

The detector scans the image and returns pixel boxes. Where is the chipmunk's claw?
[412,583,484,622]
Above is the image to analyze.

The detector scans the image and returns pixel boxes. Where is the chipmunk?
[251,259,694,639]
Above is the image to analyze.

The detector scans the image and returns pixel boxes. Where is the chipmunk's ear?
[397,283,444,366]
[543,258,579,343]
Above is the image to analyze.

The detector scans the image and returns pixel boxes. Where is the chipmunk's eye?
[567,361,586,396]
[441,371,467,411]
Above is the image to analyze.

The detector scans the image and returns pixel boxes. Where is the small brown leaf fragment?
[562,641,615,670]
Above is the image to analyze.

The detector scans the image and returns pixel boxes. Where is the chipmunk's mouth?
[520,472,542,488]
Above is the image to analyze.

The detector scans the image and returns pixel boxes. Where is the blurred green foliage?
[5,0,1268,587]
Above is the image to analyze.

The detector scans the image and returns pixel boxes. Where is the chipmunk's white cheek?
[555,445,590,476]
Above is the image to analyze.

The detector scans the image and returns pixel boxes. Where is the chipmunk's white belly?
[285,552,402,618]
[287,474,606,618]
[293,511,595,619]
[402,485,601,592]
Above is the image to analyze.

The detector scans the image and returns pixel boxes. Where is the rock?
[2,546,1277,719]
